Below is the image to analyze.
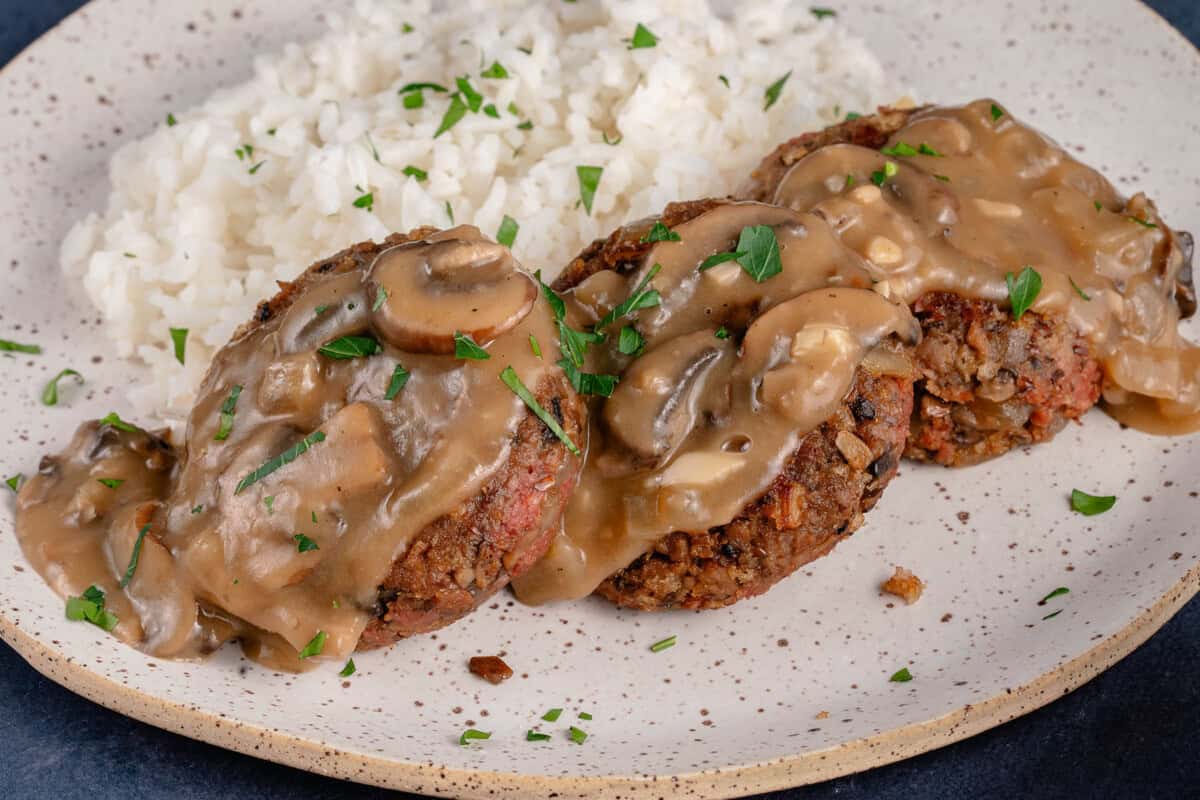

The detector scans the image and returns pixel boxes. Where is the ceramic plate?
[1,1,1197,797]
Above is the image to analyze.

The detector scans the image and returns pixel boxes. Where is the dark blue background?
[2,2,1197,799]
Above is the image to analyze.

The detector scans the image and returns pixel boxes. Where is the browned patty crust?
[741,106,1191,467]
[245,230,587,648]
[555,200,913,611]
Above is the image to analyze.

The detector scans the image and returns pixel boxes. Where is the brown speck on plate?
[468,655,513,685]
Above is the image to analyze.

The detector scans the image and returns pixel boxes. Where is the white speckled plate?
[1,1,1198,797]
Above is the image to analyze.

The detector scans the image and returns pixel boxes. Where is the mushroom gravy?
[16,227,568,669]
[757,99,1199,434]
[513,201,920,604]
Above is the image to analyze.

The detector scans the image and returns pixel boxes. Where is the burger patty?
[740,106,1194,467]
[246,230,587,648]
[554,200,913,610]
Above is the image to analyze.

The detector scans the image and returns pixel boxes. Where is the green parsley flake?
[481,61,509,79]
[353,191,375,212]
[385,364,410,400]
[402,165,428,181]
[558,320,601,367]
[845,111,862,121]
[248,160,266,175]
[576,165,603,215]
[365,131,381,163]
[339,659,356,677]
[372,286,390,312]
[918,142,944,157]
[398,81,448,94]
[618,326,644,356]
[526,730,551,742]
[500,366,581,454]
[403,91,425,109]
[483,103,500,119]
[294,533,320,553]
[264,495,275,513]
[459,729,491,746]
[811,7,837,18]
[0,338,41,354]
[445,202,455,224]
[650,635,676,653]
[596,263,662,330]
[718,74,730,88]
[698,251,746,272]
[735,225,783,283]
[1070,489,1116,516]
[1128,216,1158,229]
[298,630,327,659]
[169,327,188,365]
[990,103,1004,121]
[1070,277,1091,301]
[880,142,919,157]
[641,221,681,243]
[41,368,82,406]
[541,708,563,722]
[763,70,792,111]
[5,474,24,493]
[319,335,381,360]
[166,113,177,127]
[628,23,658,49]
[454,332,490,360]
[890,667,913,683]
[435,95,469,137]
[191,505,203,514]
[559,360,619,397]
[497,215,520,248]
[1039,587,1070,605]
[455,76,484,113]
[529,334,542,358]
[568,726,588,745]
[99,412,140,433]
[119,524,150,588]
[715,326,730,340]
[602,131,623,145]
[535,270,567,320]
[1094,200,1104,212]
[235,431,326,494]
[215,384,243,441]
[66,585,119,632]
[1043,610,1063,620]
[402,22,414,33]
[578,712,593,721]
[1005,266,1042,321]
[97,478,124,490]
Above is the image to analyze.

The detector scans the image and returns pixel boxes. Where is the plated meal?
[2,0,1198,796]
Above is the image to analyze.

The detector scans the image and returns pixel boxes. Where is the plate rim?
[1,0,1198,797]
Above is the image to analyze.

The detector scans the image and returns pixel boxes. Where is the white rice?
[61,0,901,421]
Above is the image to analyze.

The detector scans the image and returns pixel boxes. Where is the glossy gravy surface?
[764,99,1199,432]
[16,227,562,669]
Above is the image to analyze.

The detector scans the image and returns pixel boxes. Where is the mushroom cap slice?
[366,228,537,355]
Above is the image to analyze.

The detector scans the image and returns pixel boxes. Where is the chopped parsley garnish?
[402,22,414,33]
[845,111,862,121]
[123,252,136,258]
[529,334,542,358]
[990,103,1004,121]
[1070,489,1116,516]
[481,61,509,79]
[459,729,491,746]
[248,160,266,175]
[497,215,519,248]
[319,335,381,359]
[169,327,188,364]
[1128,216,1158,229]
[191,504,203,514]
[41,368,82,406]
[525,730,551,742]
[557,321,601,367]
[403,91,425,109]
[889,667,913,683]
[311,510,318,524]
[1039,587,1070,605]
[1005,266,1042,321]
[575,165,603,215]
[596,263,662,330]
[641,221,680,243]
[0,338,41,354]
[811,7,837,18]
[602,131,623,145]
[918,143,944,157]
[66,585,119,632]
[517,120,534,131]
[871,161,898,186]
[933,174,951,182]
[339,659,356,677]
[559,360,619,397]
[880,142,919,157]
[214,384,243,441]
[455,76,484,113]
[264,495,275,513]
[372,286,390,312]
[698,250,746,271]
[507,101,521,116]
[715,325,730,339]
[735,225,783,283]
[119,524,150,588]
[618,326,644,356]
[445,202,455,224]
[353,191,375,212]
[5,474,23,492]
[234,431,326,494]
[454,332,490,360]
[96,478,124,490]
[568,726,588,745]
[267,128,277,136]
[535,270,567,320]
[1094,200,1104,212]
[650,635,676,653]
[298,630,327,659]
[365,131,381,163]
[314,305,331,316]
[483,103,500,119]
[500,366,580,455]
[1070,277,1091,301]
[627,23,658,49]
[294,533,319,553]
[385,363,410,400]
[541,708,563,722]
[844,174,855,188]
[718,74,730,88]
[398,82,448,94]
[402,165,428,181]
[763,70,792,111]
[435,95,468,137]
[99,412,140,433]
[166,112,177,127]
[1042,610,1063,620]
[578,712,593,721]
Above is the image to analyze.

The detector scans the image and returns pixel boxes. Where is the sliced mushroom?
[366,229,537,354]
[603,329,734,463]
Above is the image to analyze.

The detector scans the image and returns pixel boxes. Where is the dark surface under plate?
[1,1,1198,799]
